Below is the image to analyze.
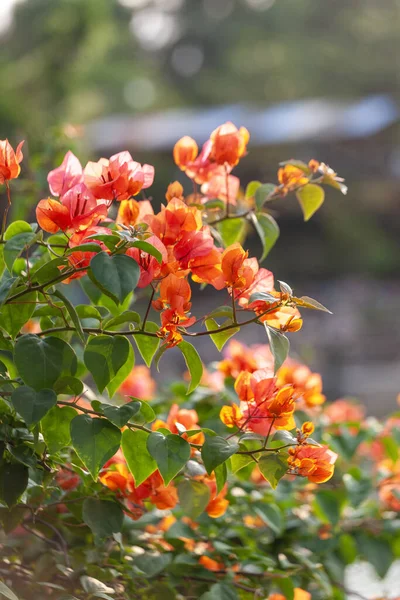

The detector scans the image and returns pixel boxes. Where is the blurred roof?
[85,95,399,152]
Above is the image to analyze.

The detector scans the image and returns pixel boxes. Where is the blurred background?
[1,0,400,415]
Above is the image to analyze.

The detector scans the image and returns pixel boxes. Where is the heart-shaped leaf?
[122,429,157,486]
[82,498,123,538]
[89,252,140,305]
[70,415,121,480]
[178,480,211,519]
[41,405,78,453]
[296,183,325,221]
[258,453,288,489]
[100,400,141,428]
[133,322,160,367]
[84,335,130,393]
[264,324,290,373]
[11,385,57,426]
[14,335,77,391]
[147,432,190,485]
[201,435,239,475]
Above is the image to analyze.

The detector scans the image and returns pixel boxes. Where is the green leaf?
[217,217,246,247]
[271,430,297,445]
[65,243,103,255]
[296,183,325,221]
[107,341,135,398]
[11,385,57,426]
[200,583,238,600]
[89,252,140,305]
[204,198,225,210]
[128,240,162,263]
[230,452,254,474]
[255,504,283,535]
[130,398,155,424]
[103,311,141,330]
[207,306,234,319]
[314,490,344,526]
[0,291,37,338]
[255,183,276,211]
[14,335,77,391]
[0,275,16,308]
[101,399,140,428]
[205,318,239,351]
[0,462,29,507]
[0,581,19,600]
[245,180,262,199]
[251,212,280,261]
[258,453,288,489]
[201,436,239,475]
[292,295,332,314]
[178,341,203,394]
[53,376,83,396]
[85,233,121,249]
[214,461,228,494]
[134,553,172,578]
[41,405,77,453]
[84,335,130,393]
[53,289,85,343]
[75,305,102,321]
[277,578,294,600]
[32,257,67,285]
[4,232,39,272]
[178,479,211,519]
[122,429,157,486]
[82,498,123,538]
[357,535,393,578]
[70,415,121,480]
[147,432,190,485]
[133,322,160,367]
[4,221,32,240]
[265,324,290,373]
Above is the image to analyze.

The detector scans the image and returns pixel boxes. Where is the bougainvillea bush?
[0,127,399,600]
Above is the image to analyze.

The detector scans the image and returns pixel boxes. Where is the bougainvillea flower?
[203,476,229,518]
[219,243,258,290]
[199,556,225,572]
[174,229,215,270]
[153,273,193,315]
[218,339,274,379]
[165,180,184,203]
[173,136,198,170]
[209,122,250,167]
[277,164,309,195]
[157,308,196,347]
[118,365,156,400]
[235,267,275,307]
[47,151,83,196]
[379,474,400,512]
[117,198,153,227]
[201,171,240,205]
[153,403,204,446]
[0,139,24,183]
[126,235,168,288]
[324,398,364,423]
[84,151,154,201]
[56,468,80,491]
[189,247,223,286]
[288,444,338,483]
[277,360,326,408]
[316,161,348,194]
[220,403,243,428]
[145,198,202,247]
[36,184,108,234]
[63,226,112,281]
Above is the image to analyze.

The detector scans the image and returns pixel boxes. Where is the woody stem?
[141,286,155,331]
[225,164,230,217]
[231,291,237,324]
[1,181,11,241]
[263,417,276,449]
